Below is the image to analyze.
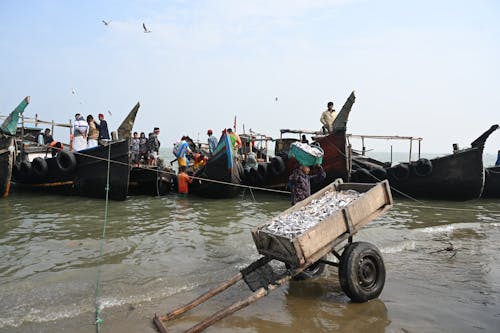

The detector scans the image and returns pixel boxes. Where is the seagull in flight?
[275,97,278,102]
[107,110,112,116]
[143,23,152,33]
[102,20,111,26]
[72,88,77,95]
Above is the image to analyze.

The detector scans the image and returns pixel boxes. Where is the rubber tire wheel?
[20,160,32,176]
[56,150,77,173]
[411,158,433,177]
[270,156,286,176]
[387,163,409,181]
[286,256,327,281]
[339,242,385,303]
[32,157,48,177]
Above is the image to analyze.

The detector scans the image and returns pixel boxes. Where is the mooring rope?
[42,142,291,195]
[325,139,500,214]
[94,143,112,333]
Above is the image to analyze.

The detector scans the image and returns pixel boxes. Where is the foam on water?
[380,240,416,254]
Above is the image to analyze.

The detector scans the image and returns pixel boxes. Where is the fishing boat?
[10,103,140,201]
[243,91,356,193]
[0,97,30,198]
[189,129,243,198]
[350,125,499,200]
[482,151,500,198]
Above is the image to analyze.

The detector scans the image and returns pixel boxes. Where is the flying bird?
[275,97,278,102]
[143,23,152,33]
[107,110,112,116]
[71,88,77,95]
[102,20,111,26]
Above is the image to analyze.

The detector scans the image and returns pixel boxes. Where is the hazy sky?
[1,0,499,158]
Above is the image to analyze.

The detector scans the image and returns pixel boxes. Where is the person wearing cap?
[320,101,336,133]
[96,113,110,143]
[207,129,218,155]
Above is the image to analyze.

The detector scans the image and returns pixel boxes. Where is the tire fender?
[56,150,77,173]
[32,157,49,177]
[20,160,32,176]
[411,158,433,177]
[387,163,409,181]
[270,156,286,176]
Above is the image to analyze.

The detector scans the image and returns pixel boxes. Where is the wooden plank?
[159,272,243,322]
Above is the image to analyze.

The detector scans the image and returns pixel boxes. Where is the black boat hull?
[128,166,175,196]
[482,166,500,198]
[388,147,485,200]
[12,140,130,200]
[189,133,242,198]
[0,135,14,198]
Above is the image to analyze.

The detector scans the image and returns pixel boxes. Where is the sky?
[1,0,499,160]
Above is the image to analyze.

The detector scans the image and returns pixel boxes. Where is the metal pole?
[418,139,421,159]
[390,145,393,165]
[409,139,413,162]
[361,137,365,156]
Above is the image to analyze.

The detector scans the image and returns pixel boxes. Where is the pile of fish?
[262,189,362,239]
[290,142,323,157]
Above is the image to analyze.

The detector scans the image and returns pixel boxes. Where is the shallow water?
[0,189,499,332]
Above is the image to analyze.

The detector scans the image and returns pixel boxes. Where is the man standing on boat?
[96,113,110,143]
[73,113,88,151]
[175,136,192,168]
[320,101,336,133]
[207,129,218,155]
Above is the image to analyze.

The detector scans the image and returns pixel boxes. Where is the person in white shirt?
[73,113,88,151]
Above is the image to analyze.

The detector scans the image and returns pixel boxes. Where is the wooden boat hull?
[12,140,130,200]
[386,147,485,200]
[128,166,175,196]
[482,166,500,198]
[0,135,15,198]
[189,133,242,198]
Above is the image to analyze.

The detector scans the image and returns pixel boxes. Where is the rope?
[397,203,500,214]
[94,144,112,333]
[324,140,500,213]
[44,142,291,195]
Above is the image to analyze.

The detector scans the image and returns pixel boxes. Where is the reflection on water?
[1,191,500,332]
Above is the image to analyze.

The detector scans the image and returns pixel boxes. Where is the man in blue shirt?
[97,113,110,142]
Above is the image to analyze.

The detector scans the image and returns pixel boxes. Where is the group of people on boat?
[71,113,110,151]
[130,127,161,166]
[37,128,64,157]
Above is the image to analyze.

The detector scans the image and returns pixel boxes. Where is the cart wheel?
[338,242,385,302]
[286,256,326,281]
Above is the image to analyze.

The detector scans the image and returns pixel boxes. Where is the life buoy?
[56,150,77,173]
[411,158,433,177]
[387,163,410,181]
[20,160,32,176]
[32,157,48,177]
[270,156,286,176]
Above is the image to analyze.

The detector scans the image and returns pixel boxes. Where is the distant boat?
[0,96,30,198]
[189,130,243,198]
[351,125,499,200]
[10,103,140,201]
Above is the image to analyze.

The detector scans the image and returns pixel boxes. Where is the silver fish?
[262,190,362,239]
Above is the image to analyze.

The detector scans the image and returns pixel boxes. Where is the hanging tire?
[13,161,22,175]
[20,160,32,176]
[411,158,433,177]
[339,242,385,303]
[56,150,77,173]
[286,256,327,281]
[250,167,262,185]
[387,163,409,181]
[236,162,245,181]
[257,162,268,181]
[157,179,170,195]
[270,156,286,176]
[32,157,48,177]
[370,167,387,181]
[352,168,371,183]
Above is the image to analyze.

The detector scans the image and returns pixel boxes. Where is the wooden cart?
[153,179,393,333]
